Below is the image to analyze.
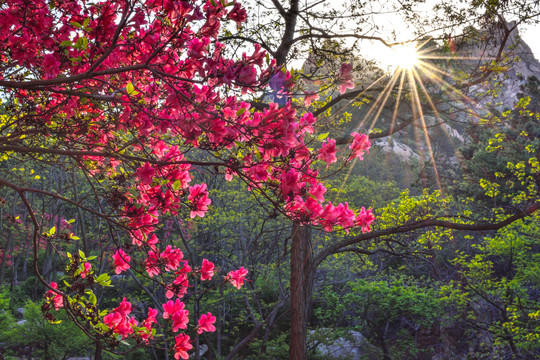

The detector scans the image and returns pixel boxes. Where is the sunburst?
[389,43,420,70]
[345,38,496,193]
[330,35,506,206]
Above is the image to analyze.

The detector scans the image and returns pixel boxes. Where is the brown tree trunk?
[94,342,102,360]
[289,222,313,360]
[0,233,13,287]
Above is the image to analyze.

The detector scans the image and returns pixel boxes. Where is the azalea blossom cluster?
[102,297,140,339]
[46,254,243,358]
[46,282,63,310]
[1,0,373,357]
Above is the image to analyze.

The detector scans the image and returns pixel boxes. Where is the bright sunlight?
[390,43,419,69]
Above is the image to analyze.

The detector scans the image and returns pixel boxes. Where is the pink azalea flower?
[226,267,248,289]
[200,259,215,281]
[161,245,184,271]
[227,2,247,28]
[136,162,155,184]
[171,309,189,332]
[47,282,63,310]
[42,54,61,78]
[320,202,339,231]
[299,112,316,134]
[165,270,190,299]
[139,307,158,342]
[237,64,257,85]
[355,207,375,233]
[309,183,327,202]
[103,298,135,339]
[113,249,131,274]
[114,297,132,317]
[144,307,158,329]
[317,139,337,168]
[304,92,320,106]
[279,169,304,198]
[145,251,161,277]
[348,132,371,161]
[174,334,192,360]
[103,312,123,330]
[338,63,355,94]
[336,202,355,230]
[80,262,91,279]
[197,312,216,334]
[188,183,212,218]
[163,299,189,332]
[147,233,159,249]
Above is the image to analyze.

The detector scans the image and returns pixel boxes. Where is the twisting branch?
[313,201,540,269]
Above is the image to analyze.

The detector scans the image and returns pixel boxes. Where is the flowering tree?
[0,0,374,358]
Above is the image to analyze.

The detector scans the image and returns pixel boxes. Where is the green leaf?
[88,291,97,305]
[75,37,84,49]
[317,132,329,141]
[96,273,112,287]
[78,249,86,259]
[173,179,183,191]
[127,188,138,198]
[49,226,56,235]
[70,21,83,29]
[126,82,135,95]
[60,40,73,47]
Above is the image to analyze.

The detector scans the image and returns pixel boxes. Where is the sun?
[372,42,421,71]
[390,43,419,70]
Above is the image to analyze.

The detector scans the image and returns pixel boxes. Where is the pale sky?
[335,0,540,71]
[519,27,540,61]
[364,11,540,73]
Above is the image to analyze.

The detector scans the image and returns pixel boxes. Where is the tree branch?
[314,202,540,269]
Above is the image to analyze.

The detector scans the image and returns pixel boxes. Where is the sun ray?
[342,35,501,196]
[389,69,407,136]
[421,55,497,61]
[351,69,403,133]
[412,67,460,157]
[332,72,393,127]
[366,70,403,133]
[336,70,404,202]
[416,61,481,107]
[407,66,443,191]
[333,156,360,204]
[416,59,460,79]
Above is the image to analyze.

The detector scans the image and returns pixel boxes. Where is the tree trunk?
[94,342,102,360]
[0,234,12,287]
[381,341,392,360]
[289,222,313,360]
